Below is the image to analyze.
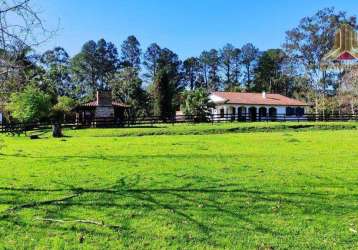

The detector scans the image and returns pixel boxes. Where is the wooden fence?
[1,113,358,134]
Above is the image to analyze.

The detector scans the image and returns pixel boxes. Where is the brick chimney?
[96,90,112,106]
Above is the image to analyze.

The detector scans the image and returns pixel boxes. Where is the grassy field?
[0,122,358,249]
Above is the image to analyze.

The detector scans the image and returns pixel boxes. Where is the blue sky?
[33,0,358,59]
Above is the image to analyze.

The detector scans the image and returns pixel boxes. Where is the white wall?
[211,104,307,120]
[212,105,306,114]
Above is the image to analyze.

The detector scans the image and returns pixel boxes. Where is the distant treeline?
[1,3,358,122]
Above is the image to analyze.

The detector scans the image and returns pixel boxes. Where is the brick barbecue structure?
[74,91,129,126]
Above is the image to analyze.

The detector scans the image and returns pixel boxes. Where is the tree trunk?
[52,123,63,138]
[315,96,319,120]
[351,100,355,115]
[246,65,250,88]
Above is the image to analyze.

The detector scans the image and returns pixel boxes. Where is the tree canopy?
[1,1,358,121]
[8,85,52,123]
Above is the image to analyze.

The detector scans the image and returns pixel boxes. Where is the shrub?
[8,86,52,123]
[181,88,214,122]
[52,96,77,122]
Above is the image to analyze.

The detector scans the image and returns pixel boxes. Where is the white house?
[209,92,309,121]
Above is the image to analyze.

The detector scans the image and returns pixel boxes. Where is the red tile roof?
[211,92,308,106]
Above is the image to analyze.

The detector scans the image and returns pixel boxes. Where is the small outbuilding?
[209,91,309,121]
[74,91,129,126]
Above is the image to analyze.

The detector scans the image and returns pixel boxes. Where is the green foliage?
[8,86,52,122]
[241,43,259,87]
[153,67,174,119]
[283,7,356,95]
[4,7,358,118]
[53,96,76,113]
[182,57,202,90]
[181,88,214,121]
[153,48,182,120]
[52,96,77,122]
[1,124,358,248]
[112,35,148,117]
[121,35,141,69]
[199,49,221,91]
[143,43,161,82]
[219,43,241,89]
[0,47,44,101]
[111,67,150,117]
[71,39,119,98]
[41,47,73,98]
[253,49,291,94]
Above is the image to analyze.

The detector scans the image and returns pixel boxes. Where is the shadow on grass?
[0,173,357,244]
[0,152,259,162]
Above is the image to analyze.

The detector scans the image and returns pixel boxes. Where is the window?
[269,107,277,117]
[286,107,295,116]
[295,107,304,117]
[220,109,225,118]
[259,107,267,117]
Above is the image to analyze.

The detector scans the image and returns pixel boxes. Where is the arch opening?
[248,107,257,122]
[269,107,277,121]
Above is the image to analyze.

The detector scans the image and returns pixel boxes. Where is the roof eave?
[224,102,310,106]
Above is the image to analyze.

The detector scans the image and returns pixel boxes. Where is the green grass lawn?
[0,122,358,249]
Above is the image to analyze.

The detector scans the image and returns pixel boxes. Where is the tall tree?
[113,35,148,117]
[283,7,357,112]
[241,43,259,88]
[0,0,52,72]
[0,47,41,96]
[199,51,210,87]
[121,35,141,69]
[41,47,73,98]
[152,48,182,120]
[199,49,220,91]
[220,43,236,89]
[253,49,288,94]
[96,39,119,86]
[143,43,161,82]
[110,68,150,117]
[0,0,52,102]
[71,39,119,99]
[183,57,202,90]
[232,48,242,87]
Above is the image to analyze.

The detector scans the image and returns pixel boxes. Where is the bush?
[52,96,77,122]
[8,86,52,123]
[181,88,214,122]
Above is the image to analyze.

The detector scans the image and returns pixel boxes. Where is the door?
[248,107,257,122]
[269,107,277,121]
